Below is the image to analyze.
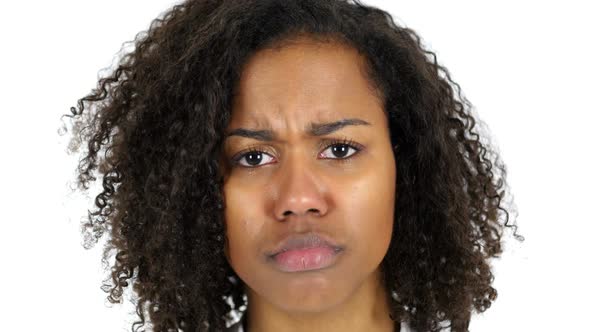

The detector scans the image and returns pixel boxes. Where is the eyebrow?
[225,118,371,141]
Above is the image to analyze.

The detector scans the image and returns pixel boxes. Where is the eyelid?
[229,136,364,168]
[316,137,363,155]
[229,145,276,166]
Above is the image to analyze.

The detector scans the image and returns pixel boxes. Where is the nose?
[272,156,328,221]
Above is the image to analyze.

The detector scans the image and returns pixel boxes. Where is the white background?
[1,0,588,331]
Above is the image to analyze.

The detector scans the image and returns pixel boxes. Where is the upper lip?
[267,232,343,257]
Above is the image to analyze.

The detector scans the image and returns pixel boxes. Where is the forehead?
[229,38,384,130]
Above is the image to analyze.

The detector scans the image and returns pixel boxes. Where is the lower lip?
[270,247,342,272]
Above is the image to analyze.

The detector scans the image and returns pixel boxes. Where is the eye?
[230,138,364,168]
[232,147,276,168]
[319,140,360,160]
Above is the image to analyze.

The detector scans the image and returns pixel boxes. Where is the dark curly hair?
[60,0,524,331]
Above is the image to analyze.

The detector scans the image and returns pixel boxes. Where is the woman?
[61,0,523,331]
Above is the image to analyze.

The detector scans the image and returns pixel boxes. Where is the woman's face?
[220,37,396,314]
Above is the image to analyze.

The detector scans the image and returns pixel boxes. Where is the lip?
[267,232,343,257]
[270,246,343,272]
[266,232,344,273]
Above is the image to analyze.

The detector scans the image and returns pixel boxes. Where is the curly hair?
[60,0,524,331]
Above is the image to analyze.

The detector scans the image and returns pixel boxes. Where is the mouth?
[266,232,344,273]
[267,232,343,257]
[268,246,344,273]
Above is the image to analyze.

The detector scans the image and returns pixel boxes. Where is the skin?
[219,36,397,332]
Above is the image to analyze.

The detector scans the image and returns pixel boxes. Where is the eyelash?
[230,137,364,168]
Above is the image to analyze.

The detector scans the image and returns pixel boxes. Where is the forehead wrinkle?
[224,117,371,143]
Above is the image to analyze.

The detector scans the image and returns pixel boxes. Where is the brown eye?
[318,137,363,162]
[244,152,263,165]
[231,147,275,167]
[320,143,358,159]
[230,138,363,169]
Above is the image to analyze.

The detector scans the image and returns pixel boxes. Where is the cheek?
[343,164,395,259]
[351,192,394,256]
[223,182,264,267]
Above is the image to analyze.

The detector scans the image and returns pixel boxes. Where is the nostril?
[281,208,321,218]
